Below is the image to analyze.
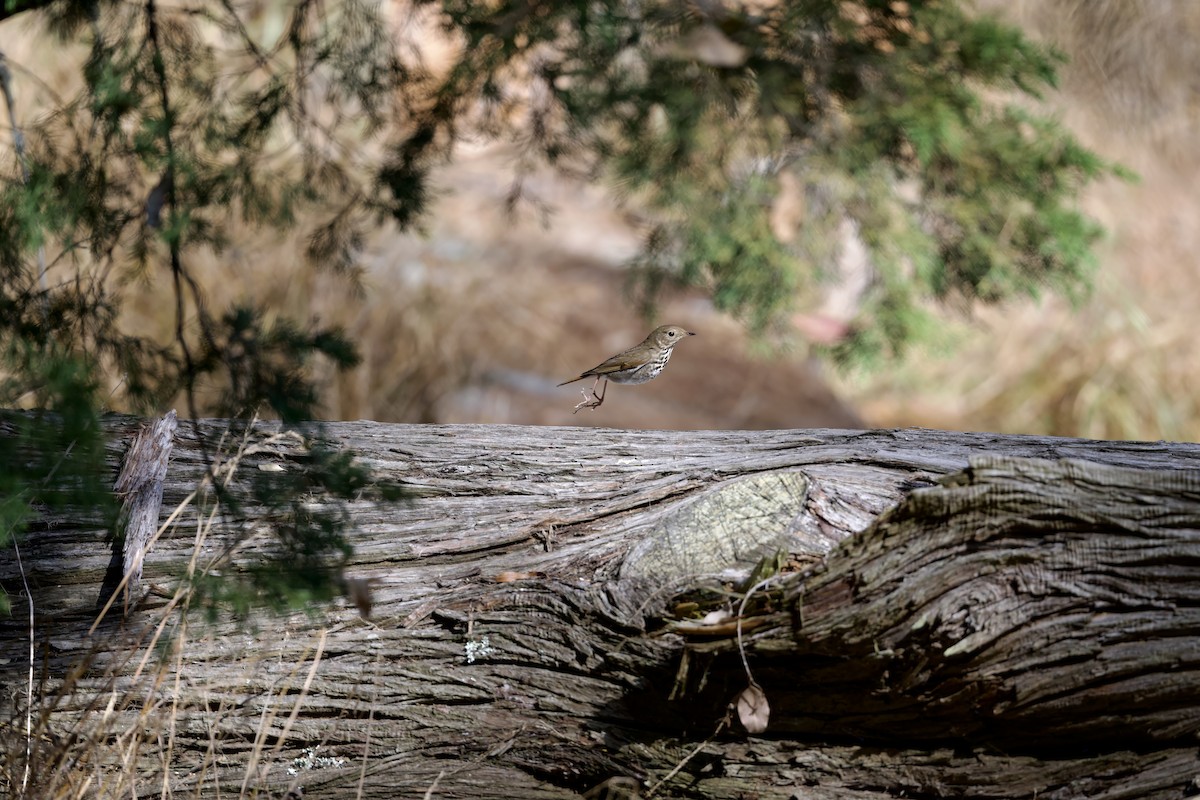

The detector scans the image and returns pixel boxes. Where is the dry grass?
[1,609,336,799]
[845,282,1198,441]
[0,426,348,799]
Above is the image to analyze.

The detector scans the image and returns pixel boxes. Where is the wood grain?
[1,418,1198,799]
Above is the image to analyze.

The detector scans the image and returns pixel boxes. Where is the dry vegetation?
[0,427,336,799]
[2,1,1197,436]
[845,0,1200,441]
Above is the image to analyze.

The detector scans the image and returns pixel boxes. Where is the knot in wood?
[619,470,809,588]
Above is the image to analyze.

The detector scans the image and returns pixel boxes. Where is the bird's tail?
[557,375,584,387]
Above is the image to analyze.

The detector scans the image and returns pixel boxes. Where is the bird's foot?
[571,381,607,413]
[572,391,603,413]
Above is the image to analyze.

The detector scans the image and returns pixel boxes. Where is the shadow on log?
[1,418,1198,799]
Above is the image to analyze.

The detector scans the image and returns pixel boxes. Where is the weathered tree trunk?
[2,418,1199,799]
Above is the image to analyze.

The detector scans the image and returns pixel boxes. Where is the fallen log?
[1,419,1198,799]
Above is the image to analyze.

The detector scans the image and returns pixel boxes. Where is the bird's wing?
[557,353,641,386]
[585,352,645,376]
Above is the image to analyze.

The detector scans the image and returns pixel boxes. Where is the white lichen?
[287,746,347,775]
[464,635,494,664]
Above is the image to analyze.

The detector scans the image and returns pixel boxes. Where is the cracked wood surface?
[1,419,1199,799]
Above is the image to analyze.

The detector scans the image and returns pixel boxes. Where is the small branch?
[735,573,780,688]
[645,715,729,798]
[9,534,34,797]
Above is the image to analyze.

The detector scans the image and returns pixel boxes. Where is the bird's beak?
[687,331,696,336]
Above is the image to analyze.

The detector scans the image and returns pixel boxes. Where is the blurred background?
[2,0,1197,439]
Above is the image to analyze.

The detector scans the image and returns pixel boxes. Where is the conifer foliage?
[425,0,1112,355]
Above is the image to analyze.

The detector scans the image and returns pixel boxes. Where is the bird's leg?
[572,377,608,413]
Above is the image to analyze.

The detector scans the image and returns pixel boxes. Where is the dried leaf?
[494,570,542,582]
[672,601,700,617]
[735,683,770,734]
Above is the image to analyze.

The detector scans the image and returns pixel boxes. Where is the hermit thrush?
[558,324,696,413]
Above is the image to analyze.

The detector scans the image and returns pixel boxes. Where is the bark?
[97,410,177,613]
[1,418,1199,799]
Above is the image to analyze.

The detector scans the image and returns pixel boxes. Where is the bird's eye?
[668,331,676,337]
